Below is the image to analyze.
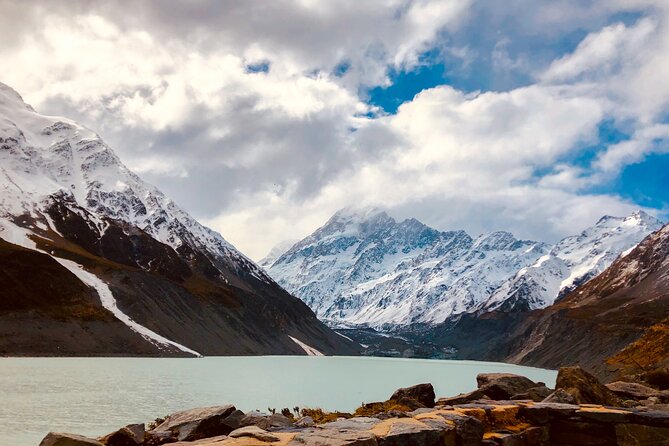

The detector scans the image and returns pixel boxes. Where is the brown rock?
[555,366,621,406]
[99,423,144,446]
[390,383,436,408]
[39,432,104,446]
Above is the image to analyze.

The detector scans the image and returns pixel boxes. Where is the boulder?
[220,410,245,432]
[268,413,295,429]
[606,381,668,402]
[476,373,538,400]
[99,423,144,446]
[542,388,576,404]
[239,411,270,430]
[555,366,622,406]
[390,383,436,408]
[228,426,280,442]
[295,416,315,428]
[149,405,237,442]
[39,432,104,446]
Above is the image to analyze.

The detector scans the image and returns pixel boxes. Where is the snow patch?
[54,257,203,357]
[288,335,324,356]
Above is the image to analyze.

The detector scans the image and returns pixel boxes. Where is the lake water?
[0,356,556,446]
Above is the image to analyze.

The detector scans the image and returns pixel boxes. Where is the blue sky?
[3,0,669,257]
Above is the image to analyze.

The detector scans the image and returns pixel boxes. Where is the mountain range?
[0,82,357,357]
[263,206,662,330]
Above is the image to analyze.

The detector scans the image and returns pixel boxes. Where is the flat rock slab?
[229,426,280,442]
[371,418,450,446]
[287,429,377,446]
[39,432,104,446]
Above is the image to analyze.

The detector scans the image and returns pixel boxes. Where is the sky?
[1,0,668,260]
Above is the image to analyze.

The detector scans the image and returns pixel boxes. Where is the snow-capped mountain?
[0,82,357,357]
[482,211,663,312]
[260,239,299,268]
[0,82,263,283]
[264,207,662,329]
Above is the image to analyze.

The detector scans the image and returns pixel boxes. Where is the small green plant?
[147,416,166,430]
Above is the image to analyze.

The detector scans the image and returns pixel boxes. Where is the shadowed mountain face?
[420,223,669,380]
[0,82,358,357]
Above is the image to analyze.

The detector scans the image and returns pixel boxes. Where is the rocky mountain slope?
[263,207,661,329]
[424,221,669,379]
[0,82,358,357]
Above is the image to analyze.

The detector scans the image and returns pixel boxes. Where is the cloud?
[1,0,668,259]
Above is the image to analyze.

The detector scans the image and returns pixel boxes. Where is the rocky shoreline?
[39,366,669,446]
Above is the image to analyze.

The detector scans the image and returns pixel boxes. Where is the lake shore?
[39,366,669,446]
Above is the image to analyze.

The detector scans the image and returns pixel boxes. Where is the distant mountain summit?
[0,82,357,356]
[263,207,662,329]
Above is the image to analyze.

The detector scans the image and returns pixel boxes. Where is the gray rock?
[390,383,436,408]
[240,411,270,430]
[322,417,380,431]
[268,413,294,429]
[98,423,144,446]
[149,405,236,442]
[295,416,315,428]
[287,428,378,446]
[606,381,667,401]
[542,388,576,404]
[376,419,446,446]
[39,432,104,446]
[229,426,280,442]
[476,373,538,400]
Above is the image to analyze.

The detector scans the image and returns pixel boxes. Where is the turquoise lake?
[0,356,557,446]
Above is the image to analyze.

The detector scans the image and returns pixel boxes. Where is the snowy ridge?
[0,82,268,283]
[482,210,663,311]
[265,207,662,329]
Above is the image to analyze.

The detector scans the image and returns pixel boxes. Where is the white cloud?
[1,0,668,259]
